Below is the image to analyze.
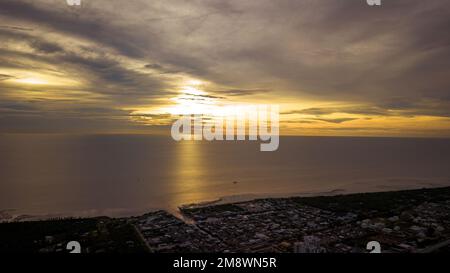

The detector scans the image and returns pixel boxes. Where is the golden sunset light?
[0,0,448,137]
[1,0,450,258]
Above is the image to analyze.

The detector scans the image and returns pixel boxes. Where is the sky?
[0,0,449,137]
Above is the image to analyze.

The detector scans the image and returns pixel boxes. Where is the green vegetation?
[0,218,148,253]
[0,218,98,253]
[292,186,450,218]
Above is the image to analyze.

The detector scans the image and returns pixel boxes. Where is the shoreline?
[2,184,449,223]
[2,186,450,253]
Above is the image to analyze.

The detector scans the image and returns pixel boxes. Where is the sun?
[162,79,221,116]
[132,78,237,124]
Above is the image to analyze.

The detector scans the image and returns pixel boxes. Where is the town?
[1,186,449,253]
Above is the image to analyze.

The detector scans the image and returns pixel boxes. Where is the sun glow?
[181,86,206,96]
[162,80,224,116]
[157,79,266,121]
[1,69,82,87]
[11,77,49,85]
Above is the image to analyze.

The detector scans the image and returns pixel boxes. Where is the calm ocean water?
[1,134,450,217]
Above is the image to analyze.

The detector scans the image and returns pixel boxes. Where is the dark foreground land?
[1,187,450,253]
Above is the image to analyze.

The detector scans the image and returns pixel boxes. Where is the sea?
[1,134,450,218]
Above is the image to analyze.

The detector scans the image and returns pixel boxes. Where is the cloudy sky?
[0,0,449,137]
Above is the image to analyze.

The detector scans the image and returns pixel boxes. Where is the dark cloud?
[283,106,388,116]
[0,0,150,58]
[144,63,182,75]
[29,39,63,54]
[0,25,34,32]
[313,118,359,124]
[0,0,449,134]
[0,101,37,111]
[0,74,14,81]
[209,88,271,97]
[285,97,450,119]
[145,63,164,70]
[194,94,224,99]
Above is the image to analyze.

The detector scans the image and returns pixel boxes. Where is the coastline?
[2,186,450,253]
[2,183,449,223]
